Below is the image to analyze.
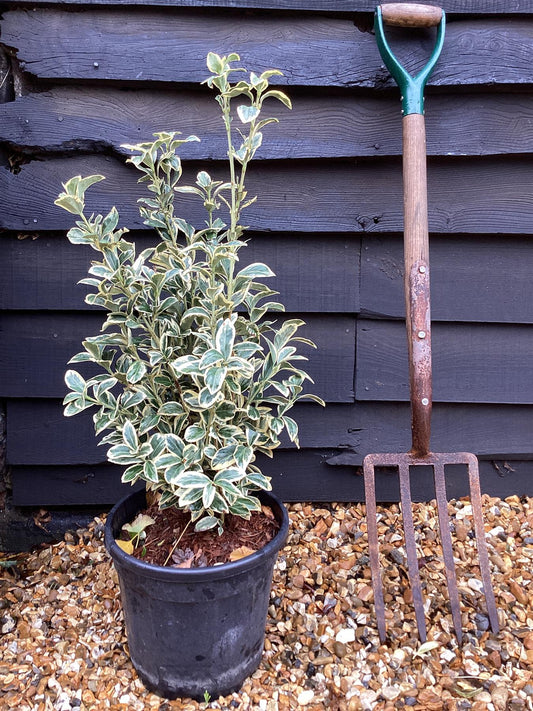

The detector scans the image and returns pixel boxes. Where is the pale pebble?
[336,628,356,644]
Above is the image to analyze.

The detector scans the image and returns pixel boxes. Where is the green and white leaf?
[236,262,275,280]
[171,355,201,375]
[215,319,235,361]
[194,516,219,532]
[184,424,206,442]
[205,366,227,394]
[237,105,260,123]
[65,370,86,394]
[126,360,147,384]
[122,420,139,450]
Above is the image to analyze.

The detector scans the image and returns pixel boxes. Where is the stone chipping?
[1,495,532,710]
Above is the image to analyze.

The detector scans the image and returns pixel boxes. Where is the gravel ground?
[1,495,532,711]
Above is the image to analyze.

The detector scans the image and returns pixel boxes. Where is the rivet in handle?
[418,330,426,339]
[419,265,426,273]
[422,398,429,406]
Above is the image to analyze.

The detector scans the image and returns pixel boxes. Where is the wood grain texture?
[3,155,533,234]
[361,235,533,324]
[9,456,362,506]
[10,465,141,506]
[3,10,533,87]
[0,233,359,313]
[8,399,533,466]
[3,1,531,13]
[0,9,377,86]
[0,312,355,401]
[6,400,339,465]
[10,455,533,507]
[323,402,533,465]
[357,320,533,404]
[2,1,531,14]
[3,88,533,159]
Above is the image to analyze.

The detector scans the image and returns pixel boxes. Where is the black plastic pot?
[104,488,289,700]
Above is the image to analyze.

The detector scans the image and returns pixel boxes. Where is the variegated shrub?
[55,53,323,533]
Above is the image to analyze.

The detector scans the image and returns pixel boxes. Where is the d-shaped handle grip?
[381,3,443,28]
[374,4,445,115]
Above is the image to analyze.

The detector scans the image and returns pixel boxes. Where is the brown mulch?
[1,495,533,710]
[129,504,280,567]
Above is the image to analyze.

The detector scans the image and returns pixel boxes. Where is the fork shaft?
[403,113,432,457]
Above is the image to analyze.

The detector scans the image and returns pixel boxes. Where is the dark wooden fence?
[1,0,533,514]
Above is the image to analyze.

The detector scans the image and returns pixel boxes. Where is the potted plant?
[54,52,323,700]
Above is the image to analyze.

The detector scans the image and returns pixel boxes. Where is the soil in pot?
[125,503,281,567]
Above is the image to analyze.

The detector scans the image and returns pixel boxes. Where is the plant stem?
[163,517,193,566]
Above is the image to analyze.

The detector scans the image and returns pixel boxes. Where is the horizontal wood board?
[360,235,533,324]
[11,456,533,507]
[0,233,359,314]
[10,465,141,507]
[4,156,533,234]
[3,88,533,159]
[357,321,533,404]
[8,399,533,466]
[0,312,355,401]
[2,1,531,13]
[3,10,533,88]
[4,234,533,325]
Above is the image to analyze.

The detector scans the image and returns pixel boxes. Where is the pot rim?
[104,488,289,582]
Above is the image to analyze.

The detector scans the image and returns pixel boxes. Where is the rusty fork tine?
[433,462,463,644]
[467,455,500,634]
[363,457,387,643]
[398,462,427,643]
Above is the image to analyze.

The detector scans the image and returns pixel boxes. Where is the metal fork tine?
[466,455,500,634]
[398,462,427,643]
[363,456,387,643]
[433,462,463,644]
[362,452,497,643]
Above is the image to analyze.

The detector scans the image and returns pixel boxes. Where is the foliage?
[116,513,155,555]
[55,53,323,533]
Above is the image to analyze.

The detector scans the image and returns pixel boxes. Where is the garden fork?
[363,3,499,644]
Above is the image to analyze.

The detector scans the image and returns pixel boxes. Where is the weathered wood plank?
[322,402,533,466]
[8,400,533,466]
[10,465,141,507]
[361,235,533,324]
[3,155,533,234]
[0,233,359,313]
[356,320,533,404]
[0,312,355,401]
[10,456,533,507]
[6,400,332,465]
[4,233,532,323]
[3,10,533,88]
[3,88,533,159]
[2,1,530,14]
[8,456,362,506]
[0,9,379,87]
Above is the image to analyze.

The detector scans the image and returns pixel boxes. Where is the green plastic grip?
[374,5,446,116]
